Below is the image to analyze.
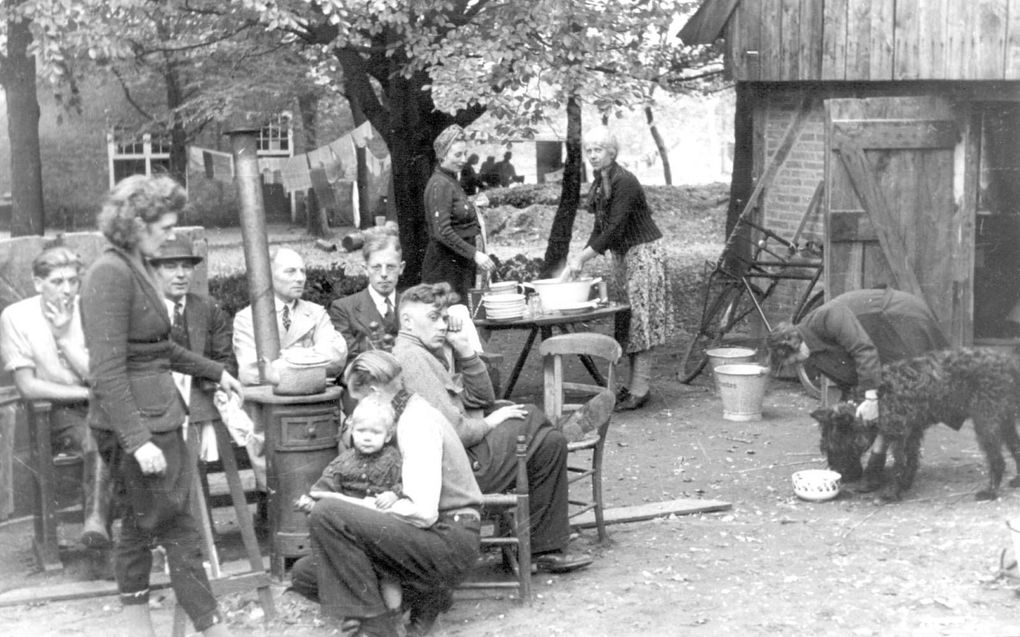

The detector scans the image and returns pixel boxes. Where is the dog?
[810,348,1020,501]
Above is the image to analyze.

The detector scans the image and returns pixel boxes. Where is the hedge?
[210,264,368,318]
[208,255,542,317]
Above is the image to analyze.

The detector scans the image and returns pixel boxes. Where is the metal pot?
[524,277,602,311]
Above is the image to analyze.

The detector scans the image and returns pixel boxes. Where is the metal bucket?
[706,347,757,373]
[714,364,769,422]
[707,347,757,394]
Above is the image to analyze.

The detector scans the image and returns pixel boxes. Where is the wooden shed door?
[824,96,965,344]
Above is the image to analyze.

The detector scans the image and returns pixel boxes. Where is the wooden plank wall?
[725,0,1020,81]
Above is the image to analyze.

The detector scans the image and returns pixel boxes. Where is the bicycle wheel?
[678,283,748,384]
[794,290,826,397]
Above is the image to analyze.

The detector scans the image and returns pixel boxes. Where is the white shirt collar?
[274,297,298,313]
[366,286,395,316]
[164,296,186,318]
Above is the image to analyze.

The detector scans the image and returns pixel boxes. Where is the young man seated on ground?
[392,282,611,573]
[0,246,115,567]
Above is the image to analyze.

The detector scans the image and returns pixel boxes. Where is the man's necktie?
[282,304,292,332]
[383,296,395,326]
[171,302,189,348]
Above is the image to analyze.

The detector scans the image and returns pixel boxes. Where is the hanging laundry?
[327,134,358,182]
[280,154,313,192]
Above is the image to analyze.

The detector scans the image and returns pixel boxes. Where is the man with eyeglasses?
[329,227,405,361]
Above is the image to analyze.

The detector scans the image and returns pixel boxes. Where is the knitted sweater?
[391,332,495,448]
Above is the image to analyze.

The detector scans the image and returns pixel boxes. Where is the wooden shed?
[681,0,1020,348]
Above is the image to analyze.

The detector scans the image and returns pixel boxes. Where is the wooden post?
[227,127,280,383]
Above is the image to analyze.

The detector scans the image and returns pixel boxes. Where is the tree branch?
[129,22,257,56]
[111,68,156,122]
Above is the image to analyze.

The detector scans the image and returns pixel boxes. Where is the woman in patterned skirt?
[562,126,671,411]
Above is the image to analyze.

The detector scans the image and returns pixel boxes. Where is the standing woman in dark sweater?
[421,125,496,301]
[81,175,243,637]
[562,126,671,411]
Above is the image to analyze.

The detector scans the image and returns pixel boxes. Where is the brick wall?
[756,90,827,327]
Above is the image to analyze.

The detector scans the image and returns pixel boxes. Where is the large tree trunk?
[541,95,583,278]
[5,13,45,236]
[332,38,483,287]
[162,59,188,188]
[297,92,330,236]
[387,72,437,286]
[297,91,319,149]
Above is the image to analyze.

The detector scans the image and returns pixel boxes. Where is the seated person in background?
[150,237,240,462]
[330,226,486,387]
[496,151,519,187]
[393,282,606,574]
[233,247,347,499]
[478,155,500,188]
[233,247,348,385]
[0,246,115,553]
[460,153,481,196]
[329,227,403,360]
[296,396,405,617]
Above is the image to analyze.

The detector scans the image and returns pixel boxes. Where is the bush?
[210,264,368,317]
[494,253,545,282]
[484,184,564,208]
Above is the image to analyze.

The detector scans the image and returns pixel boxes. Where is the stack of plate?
[482,293,526,320]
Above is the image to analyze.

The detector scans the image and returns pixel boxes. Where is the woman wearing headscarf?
[80,174,244,636]
[561,126,670,411]
[421,125,496,301]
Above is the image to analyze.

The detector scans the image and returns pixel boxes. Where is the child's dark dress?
[311,444,403,498]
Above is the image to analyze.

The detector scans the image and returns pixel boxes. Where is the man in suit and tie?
[233,247,348,385]
[329,226,486,378]
[329,227,403,360]
[149,237,237,458]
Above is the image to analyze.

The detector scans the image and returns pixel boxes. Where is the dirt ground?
[1,339,1019,637]
[2,192,1020,635]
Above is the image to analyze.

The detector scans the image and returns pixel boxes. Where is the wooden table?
[474,302,631,399]
[243,384,343,578]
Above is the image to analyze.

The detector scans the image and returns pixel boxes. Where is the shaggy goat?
[810,348,1020,501]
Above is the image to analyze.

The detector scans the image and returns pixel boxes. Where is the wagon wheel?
[679,282,762,384]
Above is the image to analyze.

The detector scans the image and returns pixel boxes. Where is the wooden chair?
[540,332,622,543]
[459,434,531,603]
[24,400,85,572]
[172,419,274,636]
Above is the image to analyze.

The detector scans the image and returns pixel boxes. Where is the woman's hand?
[133,441,166,475]
[473,251,496,273]
[561,257,583,281]
[483,404,528,429]
[219,371,245,404]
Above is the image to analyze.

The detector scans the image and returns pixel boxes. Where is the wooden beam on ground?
[571,498,731,530]
[0,559,271,608]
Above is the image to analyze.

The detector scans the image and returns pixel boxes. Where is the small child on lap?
[297,398,405,612]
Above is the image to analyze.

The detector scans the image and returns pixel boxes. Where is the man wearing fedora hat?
[149,237,238,463]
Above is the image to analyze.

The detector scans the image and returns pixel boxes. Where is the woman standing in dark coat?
[421,125,496,301]
[562,126,672,411]
[81,174,243,637]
